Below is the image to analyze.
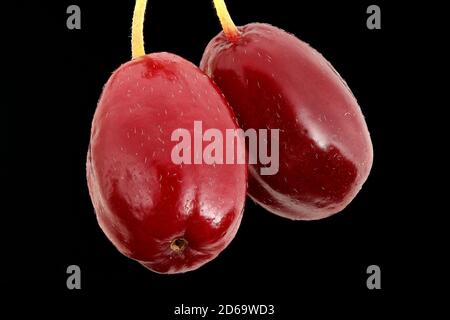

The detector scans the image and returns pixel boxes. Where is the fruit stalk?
[132,0,148,58]
[212,0,240,41]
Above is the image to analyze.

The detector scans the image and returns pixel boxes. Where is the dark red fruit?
[87,53,247,273]
[201,23,373,220]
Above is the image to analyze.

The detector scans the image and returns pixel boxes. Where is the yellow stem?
[132,0,148,59]
[212,0,240,41]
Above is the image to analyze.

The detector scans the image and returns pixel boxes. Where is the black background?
[5,0,435,315]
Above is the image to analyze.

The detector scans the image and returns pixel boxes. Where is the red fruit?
[87,1,246,274]
[87,53,246,274]
[201,21,373,220]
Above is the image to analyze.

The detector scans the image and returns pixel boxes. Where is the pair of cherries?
[87,0,373,274]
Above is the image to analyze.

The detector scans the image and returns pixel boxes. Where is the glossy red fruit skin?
[201,23,373,220]
[87,53,247,274]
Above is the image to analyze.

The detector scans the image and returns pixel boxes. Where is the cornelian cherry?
[87,0,246,274]
[201,1,373,220]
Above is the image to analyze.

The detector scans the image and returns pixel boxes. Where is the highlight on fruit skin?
[202,15,373,220]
